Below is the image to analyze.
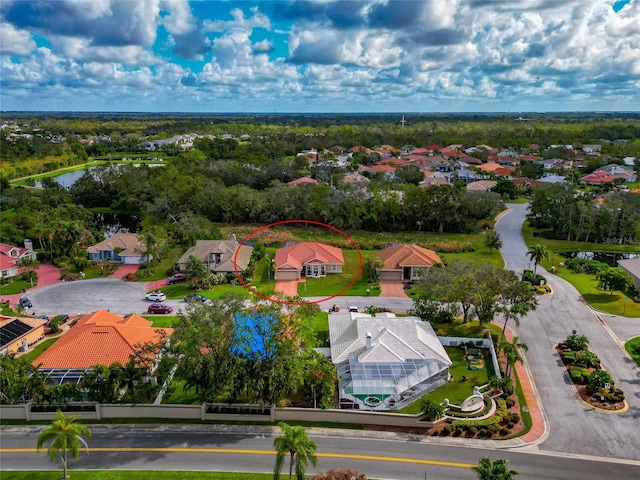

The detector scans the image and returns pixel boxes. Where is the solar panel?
[0,320,33,347]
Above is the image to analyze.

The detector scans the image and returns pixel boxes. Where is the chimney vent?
[365,332,372,350]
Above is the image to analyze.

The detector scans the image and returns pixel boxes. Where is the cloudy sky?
[1,0,638,113]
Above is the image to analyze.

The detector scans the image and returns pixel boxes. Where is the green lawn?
[625,336,640,367]
[0,280,32,295]
[19,337,59,364]
[298,250,380,297]
[1,472,273,480]
[136,247,183,282]
[553,266,640,317]
[143,315,180,328]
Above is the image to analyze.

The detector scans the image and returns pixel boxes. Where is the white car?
[145,292,167,302]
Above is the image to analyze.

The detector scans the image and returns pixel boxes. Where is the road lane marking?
[1,448,473,469]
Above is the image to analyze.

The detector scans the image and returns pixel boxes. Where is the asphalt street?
[2,426,640,480]
[495,203,640,461]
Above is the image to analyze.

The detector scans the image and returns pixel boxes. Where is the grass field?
[143,315,180,328]
[1,472,274,480]
[625,336,640,367]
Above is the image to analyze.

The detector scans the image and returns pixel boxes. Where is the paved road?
[2,427,640,479]
[495,203,640,461]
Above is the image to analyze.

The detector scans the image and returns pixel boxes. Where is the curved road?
[495,203,640,461]
[2,427,640,479]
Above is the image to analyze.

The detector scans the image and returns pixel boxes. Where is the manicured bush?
[500,426,510,435]
[562,351,576,363]
[587,370,614,391]
[454,427,463,436]
[440,425,452,436]
[565,258,609,274]
[505,397,515,408]
[451,399,507,431]
[479,428,488,437]
[468,426,478,435]
[507,422,515,429]
[565,333,589,351]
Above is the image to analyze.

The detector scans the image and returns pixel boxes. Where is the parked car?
[348,306,359,313]
[145,292,167,302]
[166,273,186,285]
[184,293,207,303]
[36,314,49,321]
[55,315,70,323]
[147,304,173,314]
[19,297,32,309]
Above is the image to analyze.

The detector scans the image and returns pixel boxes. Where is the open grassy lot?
[298,250,380,297]
[143,315,179,328]
[1,472,274,480]
[625,336,640,367]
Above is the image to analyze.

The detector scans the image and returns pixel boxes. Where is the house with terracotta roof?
[287,176,319,186]
[596,164,637,182]
[176,238,253,274]
[475,162,502,173]
[0,240,37,279]
[274,242,344,280]
[579,171,616,186]
[342,173,370,184]
[329,312,451,410]
[466,180,498,192]
[33,309,172,384]
[0,316,45,355]
[86,233,148,264]
[375,244,443,281]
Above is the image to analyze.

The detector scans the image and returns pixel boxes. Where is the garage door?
[378,270,401,281]
[275,270,300,281]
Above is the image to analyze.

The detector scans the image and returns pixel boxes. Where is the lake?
[36,163,164,188]
[563,251,640,267]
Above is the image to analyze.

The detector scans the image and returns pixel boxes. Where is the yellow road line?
[0,448,473,469]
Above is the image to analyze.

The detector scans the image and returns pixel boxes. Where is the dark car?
[55,315,70,323]
[184,293,207,303]
[37,314,49,321]
[19,297,32,309]
[166,273,186,285]
[147,304,174,314]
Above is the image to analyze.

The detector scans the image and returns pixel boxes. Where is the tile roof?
[33,309,172,369]
[476,162,502,172]
[466,180,497,192]
[580,171,615,184]
[275,242,344,270]
[375,244,442,270]
[86,233,146,257]
[177,239,253,272]
[288,176,319,186]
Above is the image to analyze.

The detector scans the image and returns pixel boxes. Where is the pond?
[36,163,164,188]
[563,251,640,267]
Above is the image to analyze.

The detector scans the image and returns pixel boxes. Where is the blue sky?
[1,0,638,112]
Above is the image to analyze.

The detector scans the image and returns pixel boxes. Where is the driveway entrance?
[379,280,409,298]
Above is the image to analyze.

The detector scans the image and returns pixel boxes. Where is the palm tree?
[501,336,528,378]
[473,457,519,479]
[526,244,549,275]
[273,422,318,480]
[37,410,92,479]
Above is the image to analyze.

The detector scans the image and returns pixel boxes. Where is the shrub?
[454,427,463,436]
[575,350,600,368]
[479,428,488,437]
[569,366,588,384]
[562,351,576,363]
[565,258,609,274]
[122,272,138,282]
[588,370,614,392]
[507,422,515,429]
[421,398,445,421]
[565,333,589,351]
[505,398,515,408]
[500,426,510,435]
[468,426,478,435]
[440,425,452,436]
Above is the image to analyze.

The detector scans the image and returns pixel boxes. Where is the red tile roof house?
[579,171,616,186]
[0,240,37,279]
[375,244,443,281]
[274,242,344,280]
[287,176,319,186]
[86,233,149,265]
[34,309,172,385]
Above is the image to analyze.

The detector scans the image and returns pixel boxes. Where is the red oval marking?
[233,220,363,306]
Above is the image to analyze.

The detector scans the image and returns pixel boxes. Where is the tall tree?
[597,268,632,295]
[273,422,318,480]
[484,231,503,253]
[37,410,92,479]
[526,244,549,275]
[501,336,528,377]
[498,277,538,347]
[473,457,519,480]
[139,225,170,275]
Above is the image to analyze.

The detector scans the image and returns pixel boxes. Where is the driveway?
[1,263,62,307]
[379,279,409,298]
[274,279,299,297]
[495,203,640,461]
[109,264,138,278]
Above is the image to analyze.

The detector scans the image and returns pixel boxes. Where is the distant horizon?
[1,1,637,112]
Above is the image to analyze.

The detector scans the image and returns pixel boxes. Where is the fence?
[1,402,437,428]
[439,334,501,378]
